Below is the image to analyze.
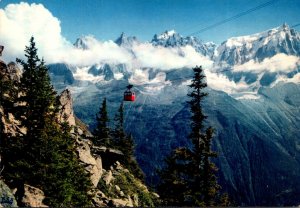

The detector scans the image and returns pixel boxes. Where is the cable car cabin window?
[124,91,135,101]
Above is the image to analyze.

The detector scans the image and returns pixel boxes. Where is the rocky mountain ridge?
[63,24,300,96]
[215,23,300,66]
[151,30,217,57]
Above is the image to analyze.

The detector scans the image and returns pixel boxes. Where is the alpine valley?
[48,24,300,206]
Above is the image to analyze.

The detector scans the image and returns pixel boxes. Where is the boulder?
[92,190,108,207]
[103,170,113,185]
[111,197,133,207]
[21,184,47,207]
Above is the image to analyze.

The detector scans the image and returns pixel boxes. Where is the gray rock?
[0,180,17,207]
[58,89,76,127]
[103,170,113,185]
[76,138,103,187]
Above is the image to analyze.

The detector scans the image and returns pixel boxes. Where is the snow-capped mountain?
[87,63,130,81]
[73,35,99,50]
[48,24,300,206]
[74,37,89,50]
[55,24,300,97]
[216,23,300,65]
[115,32,139,47]
[151,30,217,57]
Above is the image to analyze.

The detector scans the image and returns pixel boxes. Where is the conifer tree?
[93,98,112,146]
[112,102,144,180]
[121,133,145,181]
[158,66,223,206]
[1,37,92,206]
[113,102,126,144]
[37,117,92,206]
[16,37,57,132]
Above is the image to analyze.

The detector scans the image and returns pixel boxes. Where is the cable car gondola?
[124,84,135,101]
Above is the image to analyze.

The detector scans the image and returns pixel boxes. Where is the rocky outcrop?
[0,106,26,136]
[92,161,157,207]
[0,60,25,137]
[76,138,103,187]
[21,184,47,207]
[75,141,158,207]
[58,89,93,137]
[92,146,124,169]
[6,62,21,82]
[0,180,18,207]
[0,55,156,207]
[0,61,21,83]
[58,89,76,127]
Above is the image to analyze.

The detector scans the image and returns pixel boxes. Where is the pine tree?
[37,117,92,206]
[93,98,112,147]
[112,102,144,180]
[186,66,220,206]
[16,37,57,132]
[158,66,223,206]
[113,102,126,145]
[157,147,192,206]
[121,133,145,181]
[1,37,92,206]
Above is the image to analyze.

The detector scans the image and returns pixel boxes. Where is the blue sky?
[1,0,300,43]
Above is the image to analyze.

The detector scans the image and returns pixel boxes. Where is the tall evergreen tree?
[112,102,144,180]
[1,37,92,206]
[93,98,112,147]
[186,66,220,206]
[113,102,126,144]
[16,37,57,132]
[158,66,223,206]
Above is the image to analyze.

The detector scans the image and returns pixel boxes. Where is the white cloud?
[0,2,133,66]
[0,2,212,71]
[233,53,300,73]
[128,69,171,86]
[205,70,250,94]
[57,39,133,66]
[271,73,300,86]
[0,2,68,62]
[132,43,213,70]
[1,2,298,97]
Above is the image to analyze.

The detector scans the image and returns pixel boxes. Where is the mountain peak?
[74,35,98,50]
[158,30,178,39]
[152,30,180,42]
[216,24,300,65]
[151,30,216,56]
[115,32,138,47]
[281,22,289,30]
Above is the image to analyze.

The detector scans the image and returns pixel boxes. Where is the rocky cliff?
[0,56,157,207]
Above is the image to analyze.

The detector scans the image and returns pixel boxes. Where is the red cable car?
[124,85,135,101]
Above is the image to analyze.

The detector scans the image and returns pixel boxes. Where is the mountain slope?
[47,24,300,206]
